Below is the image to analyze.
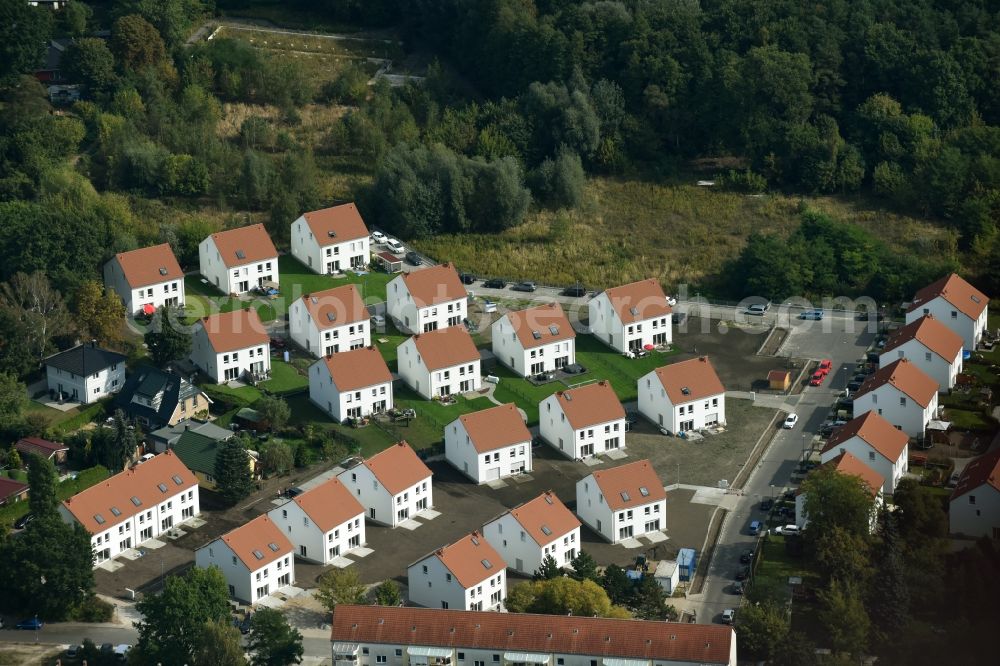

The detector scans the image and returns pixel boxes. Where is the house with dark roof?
[339,442,433,528]
[290,203,370,275]
[198,224,278,296]
[309,346,393,423]
[103,243,185,316]
[330,605,737,666]
[483,490,580,575]
[853,358,939,438]
[539,381,627,460]
[0,477,29,507]
[268,477,366,564]
[190,309,271,383]
[171,429,258,490]
[638,357,725,434]
[386,263,468,334]
[15,436,69,464]
[45,342,127,405]
[906,273,989,351]
[397,326,481,400]
[288,284,370,357]
[148,418,232,454]
[195,515,295,604]
[114,367,211,430]
[795,452,885,531]
[407,531,507,611]
[820,411,909,493]
[444,403,532,483]
[491,303,576,378]
[949,448,1000,539]
[880,315,964,392]
[576,459,666,544]
[589,278,673,353]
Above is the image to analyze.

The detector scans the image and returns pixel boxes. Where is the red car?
[809,370,826,386]
[817,359,833,375]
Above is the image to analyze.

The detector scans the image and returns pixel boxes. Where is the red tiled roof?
[301,203,369,246]
[362,442,432,496]
[601,278,672,325]
[908,273,988,320]
[824,452,885,497]
[425,531,506,588]
[330,605,735,665]
[501,303,576,350]
[551,381,625,430]
[321,346,392,392]
[198,308,270,353]
[821,411,909,462]
[882,315,963,361]
[112,244,183,288]
[300,285,367,331]
[652,357,725,404]
[62,450,198,534]
[506,491,580,546]
[855,358,938,408]
[15,436,68,459]
[456,403,531,454]
[208,224,278,268]
[589,459,666,512]
[410,326,480,371]
[290,477,364,533]
[951,448,1000,501]
[216,514,292,571]
[396,263,467,307]
[0,476,28,501]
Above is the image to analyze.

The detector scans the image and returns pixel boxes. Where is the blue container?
[677,548,697,581]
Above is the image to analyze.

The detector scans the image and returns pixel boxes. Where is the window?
[376,656,387,663]
[422,565,428,574]
[925,352,932,362]
[396,650,403,657]
[951,310,958,319]
[969,495,976,505]
[492,656,500,663]
[363,648,370,656]
[899,397,906,406]
[869,451,876,461]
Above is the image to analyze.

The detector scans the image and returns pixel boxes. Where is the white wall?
[340,464,433,528]
[637,374,725,434]
[854,386,936,439]
[879,340,961,392]
[491,319,575,377]
[398,338,481,400]
[46,362,125,405]
[539,397,626,460]
[190,329,271,384]
[104,260,185,315]
[288,299,371,357]
[387,277,467,334]
[444,420,531,484]
[268,500,365,564]
[950,486,1000,539]
[195,542,294,604]
[482,513,579,575]
[198,237,278,296]
[407,555,506,611]
[819,437,909,494]
[588,293,672,353]
[290,217,370,275]
[309,361,393,423]
[574,477,664,544]
[906,296,985,351]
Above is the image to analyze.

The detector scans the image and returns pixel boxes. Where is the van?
[484,375,500,385]
[745,303,770,316]
[749,520,762,536]
[386,238,405,254]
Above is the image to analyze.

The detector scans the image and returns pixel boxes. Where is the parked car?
[284,487,304,498]
[483,278,506,289]
[799,309,824,320]
[99,643,114,656]
[16,618,43,630]
[760,498,773,512]
[745,301,770,315]
[818,359,833,374]
[484,375,500,385]
[405,251,422,266]
[114,644,132,661]
[65,645,80,659]
[562,284,588,297]
[735,566,751,581]
[847,380,864,392]
[732,581,744,595]
[370,314,385,327]
[370,231,387,244]
[269,336,286,349]
[809,370,826,386]
[511,281,537,292]
[13,512,34,529]
[947,472,961,488]
[740,549,754,564]
[563,363,587,374]
[236,613,253,634]
[458,272,477,285]
[776,524,801,536]
[721,609,736,624]
[749,520,763,536]
[385,238,405,254]
[783,413,799,428]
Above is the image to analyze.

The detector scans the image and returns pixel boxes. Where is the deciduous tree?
[373,580,402,606]
[62,38,117,94]
[505,577,630,618]
[0,271,71,363]
[315,567,366,612]
[257,395,291,432]
[818,579,869,658]
[145,305,192,366]
[259,439,294,477]
[111,14,167,72]
[801,466,878,544]
[735,601,789,660]
[0,0,52,85]
[0,372,26,426]
[247,607,304,666]
[73,280,126,347]
[191,619,248,666]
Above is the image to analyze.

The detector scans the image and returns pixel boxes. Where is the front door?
[369,507,375,520]
[300,545,307,558]
[224,367,240,381]
[619,525,634,540]
[397,507,409,522]
[629,339,642,351]
[460,380,472,392]
[580,443,594,457]
[237,280,249,293]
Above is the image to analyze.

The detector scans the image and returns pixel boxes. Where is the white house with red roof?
[397,326,481,400]
[906,273,989,351]
[820,411,910,493]
[491,303,576,378]
[309,346,393,422]
[198,224,279,295]
[880,315,963,391]
[576,459,666,544]
[58,450,200,566]
[589,278,673,353]
[638,357,725,434]
[539,381,626,460]
[949,448,1000,539]
[290,203,370,275]
[195,514,295,604]
[795,452,885,531]
[339,442,433,528]
[407,531,507,611]
[268,477,366,564]
[330,605,738,666]
[103,243,185,315]
[191,309,271,383]
[853,358,939,439]
[386,263,468,334]
[483,491,581,575]
[289,284,370,357]
[444,403,532,483]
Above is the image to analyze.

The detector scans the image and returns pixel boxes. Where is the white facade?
[482,515,579,576]
[288,298,369,357]
[950,485,1000,539]
[820,437,908,494]
[309,360,393,423]
[907,295,987,352]
[880,339,961,392]
[268,499,365,565]
[290,214,369,275]
[103,265,184,315]
[198,238,277,296]
[386,268,468,335]
[190,320,271,384]
[638,376,725,434]
[575,479,665,544]
[443,409,532,484]
[397,338,481,400]
[538,399,626,460]
[195,540,294,605]
[588,282,673,354]
[407,553,506,612]
[46,361,124,405]
[491,319,575,378]
[854,386,937,439]
[340,463,433,528]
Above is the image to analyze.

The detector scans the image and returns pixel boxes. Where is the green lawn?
[749,535,821,607]
[372,320,410,370]
[202,381,264,407]
[490,365,560,424]
[184,275,279,323]
[942,407,995,431]
[0,465,110,526]
[261,360,309,395]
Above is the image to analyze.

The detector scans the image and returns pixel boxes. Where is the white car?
[666,295,678,307]
[783,413,798,428]
[776,524,800,536]
[721,608,735,624]
[370,315,385,327]
[371,231,387,244]
[385,238,405,254]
